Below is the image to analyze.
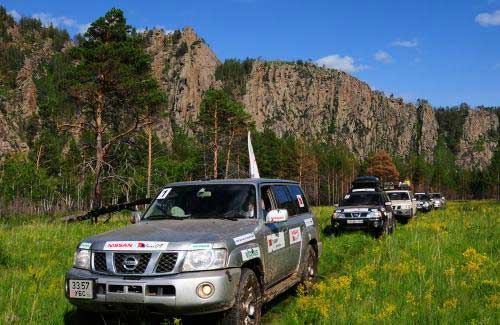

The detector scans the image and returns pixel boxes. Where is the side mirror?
[130,211,141,224]
[265,209,288,224]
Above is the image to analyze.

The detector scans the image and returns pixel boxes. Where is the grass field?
[0,201,498,324]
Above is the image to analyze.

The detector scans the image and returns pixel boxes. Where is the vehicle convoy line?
[63,176,448,324]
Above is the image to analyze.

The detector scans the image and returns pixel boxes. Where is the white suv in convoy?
[385,190,417,223]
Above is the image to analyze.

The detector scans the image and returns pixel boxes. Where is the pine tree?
[63,8,166,211]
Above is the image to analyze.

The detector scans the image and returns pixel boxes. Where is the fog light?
[196,282,214,299]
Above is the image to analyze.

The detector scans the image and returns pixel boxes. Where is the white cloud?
[475,10,500,26]
[374,50,393,63]
[315,54,368,73]
[392,39,418,48]
[31,12,90,34]
[7,9,21,21]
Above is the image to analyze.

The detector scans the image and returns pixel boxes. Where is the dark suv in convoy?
[65,179,321,324]
[331,177,396,237]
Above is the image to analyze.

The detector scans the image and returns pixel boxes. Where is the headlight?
[367,210,382,218]
[423,202,429,207]
[182,249,227,272]
[333,211,342,218]
[73,249,91,270]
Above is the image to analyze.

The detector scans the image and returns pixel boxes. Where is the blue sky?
[3,0,499,107]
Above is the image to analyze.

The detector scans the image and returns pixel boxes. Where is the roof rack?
[351,176,383,192]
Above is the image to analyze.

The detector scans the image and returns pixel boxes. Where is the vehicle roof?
[347,190,383,195]
[164,178,299,188]
[386,190,411,193]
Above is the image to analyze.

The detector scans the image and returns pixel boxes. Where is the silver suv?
[65,179,322,323]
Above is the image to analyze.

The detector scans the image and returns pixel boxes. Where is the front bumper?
[331,217,384,231]
[65,267,241,315]
[393,208,412,219]
[417,204,432,212]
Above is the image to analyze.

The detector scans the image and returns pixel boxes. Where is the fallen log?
[62,197,152,222]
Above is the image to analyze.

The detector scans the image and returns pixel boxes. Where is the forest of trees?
[0,8,498,216]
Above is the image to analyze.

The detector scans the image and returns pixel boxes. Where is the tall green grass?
[264,201,499,324]
[0,202,498,324]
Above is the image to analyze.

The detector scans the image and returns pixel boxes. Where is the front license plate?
[69,280,93,299]
[347,219,364,224]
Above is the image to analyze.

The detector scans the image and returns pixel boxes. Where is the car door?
[286,184,309,270]
[260,184,298,285]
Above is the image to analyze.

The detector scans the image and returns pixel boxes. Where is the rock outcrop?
[0,14,497,168]
[146,27,220,142]
[456,109,499,169]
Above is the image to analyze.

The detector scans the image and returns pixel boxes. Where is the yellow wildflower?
[374,303,396,320]
[442,298,458,309]
[444,267,455,277]
[406,291,416,305]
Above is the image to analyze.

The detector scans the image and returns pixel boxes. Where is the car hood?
[337,205,382,212]
[84,218,260,251]
[390,200,411,205]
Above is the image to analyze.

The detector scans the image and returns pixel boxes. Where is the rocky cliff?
[0,11,497,169]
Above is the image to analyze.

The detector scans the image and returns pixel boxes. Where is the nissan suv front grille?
[155,252,178,273]
[93,252,107,272]
[114,253,152,274]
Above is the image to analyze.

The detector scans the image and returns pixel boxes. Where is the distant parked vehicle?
[414,193,433,212]
[430,192,446,208]
[331,177,396,237]
[386,190,417,223]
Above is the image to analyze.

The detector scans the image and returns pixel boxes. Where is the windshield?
[415,194,430,201]
[387,192,410,201]
[431,193,442,198]
[341,193,382,207]
[143,184,256,220]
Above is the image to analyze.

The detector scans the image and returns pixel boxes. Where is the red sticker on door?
[296,195,305,208]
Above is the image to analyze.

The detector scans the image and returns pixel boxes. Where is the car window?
[387,192,410,200]
[287,184,309,214]
[260,185,275,219]
[271,185,297,217]
[341,193,382,206]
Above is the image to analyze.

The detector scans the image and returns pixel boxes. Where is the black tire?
[300,245,318,284]
[220,268,261,325]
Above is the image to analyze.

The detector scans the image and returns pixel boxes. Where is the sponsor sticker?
[343,208,370,212]
[241,247,261,261]
[190,243,213,250]
[289,227,302,245]
[79,242,92,249]
[304,218,314,227]
[267,232,286,253]
[103,241,168,251]
[296,195,305,208]
[233,233,256,245]
[157,188,172,199]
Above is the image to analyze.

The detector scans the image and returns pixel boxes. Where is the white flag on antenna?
[248,131,260,178]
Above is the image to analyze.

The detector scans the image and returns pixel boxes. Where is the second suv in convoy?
[386,190,417,223]
[65,179,321,324]
[331,187,396,237]
[430,192,446,208]
[414,193,433,212]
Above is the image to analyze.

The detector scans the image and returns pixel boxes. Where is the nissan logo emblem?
[123,255,139,270]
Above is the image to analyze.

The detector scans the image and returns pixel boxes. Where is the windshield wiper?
[145,214,188,220]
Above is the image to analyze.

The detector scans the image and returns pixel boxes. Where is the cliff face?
[456,109,499,169]
[146,27,220,142]
[0,15,497,168]
[242,61,437,160]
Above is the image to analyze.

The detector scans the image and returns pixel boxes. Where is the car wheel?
[220,268,261,325]
[301,246,318,283]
